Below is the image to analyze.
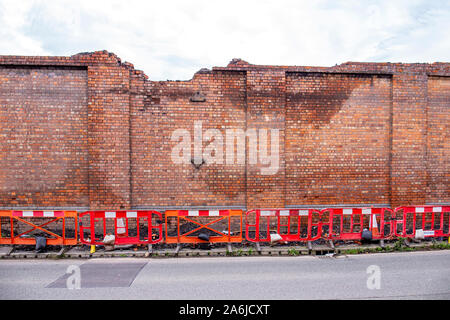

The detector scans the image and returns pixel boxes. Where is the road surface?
[0,250,449,299]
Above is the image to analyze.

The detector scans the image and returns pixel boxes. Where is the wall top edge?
[1,50,449,82]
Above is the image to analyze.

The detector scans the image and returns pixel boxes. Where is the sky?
[0,0,449,80]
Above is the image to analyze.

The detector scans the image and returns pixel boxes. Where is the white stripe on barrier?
[343,209,353,215]
[105,212,116,218]
[280,210,290,216]
[299,210,309,216]
[416,207,425,213]
[362,208,372,215]
[261,210,274,216]
[126,211,137,218]
[23,211,33,217]
[43,211,55,217]
[188,210,199,216]
[209,210,220,216]
[433,207,442,212]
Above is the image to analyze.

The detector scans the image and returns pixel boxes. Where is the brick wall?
[285,72,391,206]
[0,51,448,210]
[427,76,450,204]
[245,69,286,209]
[131,70,247,208]
[0,66,88,207]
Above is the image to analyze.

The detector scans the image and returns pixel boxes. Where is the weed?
[393,237,406,251]
[432,242,450,250]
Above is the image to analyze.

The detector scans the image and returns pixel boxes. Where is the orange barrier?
[165,210,243,245]
[393,206,450,239]
[319,208,394,241]
[245,209,321,243]
[79,210,163,245]
[0,210,78,245]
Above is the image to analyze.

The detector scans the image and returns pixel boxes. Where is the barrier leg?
[5,246,14,256]
[175,243,182,255]
[144,244,153,257]
[307,241,313,251]
[255,242,261,254]
[328,240,335,249]
[227,243,232,253]
[379,239,385,248]
[57,247,69,257]
[403,238,411,247]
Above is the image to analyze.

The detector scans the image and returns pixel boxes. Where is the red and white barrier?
[79,210,163,246]
[394,206,450,239]
[245,208,321,243]
[177,210,232,217]
[12,210,65,217]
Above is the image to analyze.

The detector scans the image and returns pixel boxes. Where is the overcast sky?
[0,0,449,80]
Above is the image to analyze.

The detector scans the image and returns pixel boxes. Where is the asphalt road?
[0,250,449,300]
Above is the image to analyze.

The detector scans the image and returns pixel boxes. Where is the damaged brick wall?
[0,51,448,210]
[0,52,133,210]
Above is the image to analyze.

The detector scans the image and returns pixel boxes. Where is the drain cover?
[47,262,147,288]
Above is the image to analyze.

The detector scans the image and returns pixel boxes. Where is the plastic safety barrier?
[165,210,243,244]
[393,206,450,239]
[79,210,163,245]
[1,205,448,250]
[0,210,78,245]
[319,208,394,241]
[245,209,322,243]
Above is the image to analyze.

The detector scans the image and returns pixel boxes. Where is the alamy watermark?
[171,121,280,175]
[66,265,81,289]
[366,265,381,290]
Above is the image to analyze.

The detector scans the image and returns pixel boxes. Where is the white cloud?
[0,0,449,80]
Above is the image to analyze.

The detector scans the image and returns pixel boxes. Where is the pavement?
[0,250,449,299]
